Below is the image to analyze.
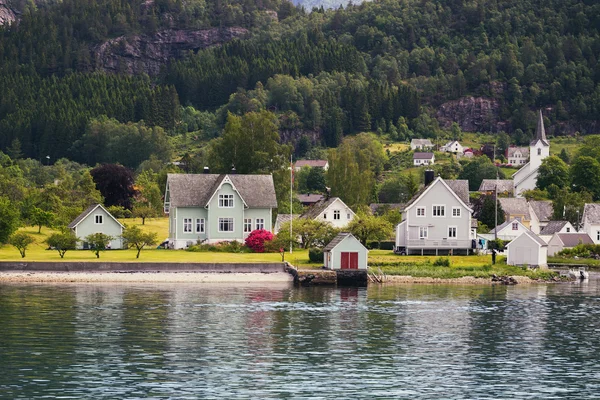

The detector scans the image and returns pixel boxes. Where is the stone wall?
[0,262,286,273]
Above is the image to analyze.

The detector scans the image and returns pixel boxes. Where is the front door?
[341,252,359,269]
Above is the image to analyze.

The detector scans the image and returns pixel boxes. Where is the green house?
[68,204,124,249]
[164,173,277,249]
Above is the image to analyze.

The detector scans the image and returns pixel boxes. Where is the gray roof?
[489,219,513,234]
[522,230,548,247]
[498,198,531,220]
[411,139,433,147]
[583,203,600,225]
[295,160,328,168]
[404,178,470,210]
[507,146,529,158]
[166,174,277,208]
[297,194,325,204]
[540,221,570,235]
[531,110,550,146]
[275,214,298,227]
[324,232,363,252]
[556,233,594,247]
[530,200,553,222]
[479,179,515,193]
[413,152,434,159]
[300,197,341,220]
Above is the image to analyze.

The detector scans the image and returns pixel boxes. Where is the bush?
[366,241,395,250]
[488,239,509,251]
[187,241,249,253]
[308,247,324,263]
[244,229,274,253]
[433,257,451,267]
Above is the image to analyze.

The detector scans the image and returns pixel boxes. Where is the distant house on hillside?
[294,160,329,171]
[410,139,433,150]
[440,140,464,154]
[506,146,529,166]
[68,204,124,250]
[297,193,324,206]
[413,152,435,166]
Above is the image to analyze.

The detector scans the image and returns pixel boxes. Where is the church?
[512,111,550,197]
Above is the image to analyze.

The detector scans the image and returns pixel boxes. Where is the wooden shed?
[323,233,368,270]
[506,230,548,268]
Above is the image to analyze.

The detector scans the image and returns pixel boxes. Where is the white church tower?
[513,110,550,197]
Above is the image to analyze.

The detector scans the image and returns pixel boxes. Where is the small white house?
[506,230,548,267]
[300,197,356,229]
[413,152,435,166]
[441,140,464,154]
[539,220,575,243]
[410,139,433,150]
[506,146,530,166]
[68,204,124,249]
[323,233,368,270]
[489,218,530,241]
[547,233,594,256]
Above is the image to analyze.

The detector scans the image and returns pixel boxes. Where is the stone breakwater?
[384,275,537,284]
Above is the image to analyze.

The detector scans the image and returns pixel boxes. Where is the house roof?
[411,139,433,147]
[530,200,553,223]
[583,203,600,225]
[68,204,124,229]
[297,193,325,204]
[555,233,594,247]
[479,179,515,193]
[166,174,277,208]
[323,232,364,252]
[540,221,570,235]
[413,152,434,159]
[507,230,547,247]
[531,110,550,146]
[498,198,531,220]
[300,197,354,220]
[507,146,529,158]
[275,214,298,227]
[295,160,328,168]
[489,218,527,234]
[404,177,470,211]
[370,203,404,214]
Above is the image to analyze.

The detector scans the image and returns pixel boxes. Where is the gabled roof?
[479,179,515,193]
[540,221,570,235]
[68,204,124,229]
[498,198,531,219]
[404,177,471,212]
[555,233,594,247]
[275,214,298,227]
[583,203,600,225]
[297,193,325,204]
[166,174,277,208]
[323,232,365,252]
[295,160,328,168]
[530,200,553,223]
[300,197,354,220]
[507,230,547,247]
[411,139,433,147]
[507,146,529,158]
[413,152,435,159]
[489,218,528,235]
[531,110,550,146]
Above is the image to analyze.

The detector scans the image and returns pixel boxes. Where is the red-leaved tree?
[245,229,274,253]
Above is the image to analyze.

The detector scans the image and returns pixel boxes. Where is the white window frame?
[218,194,234,208]
[419,226,428,239]
[448,226,457,238]
[347,213,351,220]
[334,210,340,220]
[94,214,103,224]
[218,217,234,232]
[452,207,461,217]
[416,207,426,217]
[183,218,192,233]
[432,205,445,217]
[512,222,519,231]
[566,227,570,233]
[255,218,265,230]
[196,218,205,233]
[244,218,252,233]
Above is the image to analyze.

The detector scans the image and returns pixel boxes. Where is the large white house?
[395,177,475,255]
[582,203,600,244]
[513,110,550,196]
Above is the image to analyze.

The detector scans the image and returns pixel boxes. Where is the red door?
[341,252,359,269]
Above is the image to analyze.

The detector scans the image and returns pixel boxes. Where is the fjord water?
[1,281,599,399]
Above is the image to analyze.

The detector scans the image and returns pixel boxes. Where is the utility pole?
[290,154,293,254]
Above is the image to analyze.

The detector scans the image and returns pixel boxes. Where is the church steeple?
[531,109,549,146]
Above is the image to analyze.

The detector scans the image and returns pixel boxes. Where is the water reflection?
[1,280,600,398]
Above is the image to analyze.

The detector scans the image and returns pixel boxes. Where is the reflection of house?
[68,204,124,249]
[441,140,464,154]
[300,197,356,229]
[413,152,435,166]
[297,193,324,206]
[294,160,329,171]
[479,179,515,196]
[547,233,593,256]
[529,200,553,234]
[582,203,600,244]
[410,139,433,150]
[324,233,368,270]
[489,218,530,241]
[506,230,547,267]
[498,198,531,229]
[513,111,550,196]
[506,146,529,166]
[539,220,575,243]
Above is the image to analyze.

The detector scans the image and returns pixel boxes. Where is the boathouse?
[323,233,368,270]
[506,230,548,268]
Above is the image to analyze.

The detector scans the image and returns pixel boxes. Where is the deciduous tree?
[8,232,35,258]
[46,229,78,258]
[122,225,158,258]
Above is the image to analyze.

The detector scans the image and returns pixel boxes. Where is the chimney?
[230,166,237,175]
[203,166,210,174]
[424,169,435,186]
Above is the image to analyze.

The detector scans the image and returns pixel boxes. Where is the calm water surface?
[1,279,600,399]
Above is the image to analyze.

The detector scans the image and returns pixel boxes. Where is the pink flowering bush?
[245,229,274,253]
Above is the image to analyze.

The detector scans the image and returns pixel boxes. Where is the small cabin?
[323,233,368,270]
[506,230,547,268]
[68,204,124,249]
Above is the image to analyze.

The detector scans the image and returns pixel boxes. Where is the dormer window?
[512,222,519,230]
[219,194,234,208]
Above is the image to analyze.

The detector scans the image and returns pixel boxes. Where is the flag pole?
[290,154,293,254]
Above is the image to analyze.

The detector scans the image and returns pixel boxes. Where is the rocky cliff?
[92,28,248,75]
[436,96,507,133]
[0,0,16,26]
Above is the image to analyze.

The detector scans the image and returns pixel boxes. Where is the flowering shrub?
[245,229,274,253]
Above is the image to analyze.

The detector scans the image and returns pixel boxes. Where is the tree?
[0,196,19,243]
[245,229,274,253]
[278,219,339,249]
[536,156,569,191]
[46,229,78,258]
[347,213,393,246]
[378,173,416,203]
[548,185,592,228]
[571,156,600,200]
[559,148,571,164]
[459,156,505,191]
[306,167,327,193]
[496,132,511,155]
[30,206,54,233]
[90,164,136,209]
[8,232,35,258]
[478,195,505,229]
[122,225,158,258]
[133,170,163,224]
[85,233,114,258]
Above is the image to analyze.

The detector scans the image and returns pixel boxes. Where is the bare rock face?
[0,0,17,26]
[92,27,249,75]
[437,96,507,133]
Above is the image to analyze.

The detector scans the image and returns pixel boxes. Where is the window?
[566,227,571,233]
[432,205,445,217]
[94,214,103,224]
[256,218,265,230]
[417,207,426,217]
[183,218,192,233]
[244,218,252,233]
[597,231,600,241]
[219,218,234,232]
[218,194,234,208]
[334,210,340,220]
[323,213,327,219]
[537,148,542,155]
[448,226,457,238]
[512,222,519,230]
[419,226,428,239]
[196,218,205,233]
[347,213,351,219]
[452,207,461,217]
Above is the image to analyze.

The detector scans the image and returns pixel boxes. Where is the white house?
[300,196,356,229]
[441,140,464,154]
[506,146,529,166]
[395,177,474,255]
[582,203,600,244]
[506,230,548,267]
[478,179,515,196]
[294,159,329,171]
[323,232,368,270]
[273,213,298,234]
[489,218,530,241]
[513,110,550,196]
[539,220,574,243]
[547,233,593,256]
[498,198,531,229]
[410,139,433,150]
[529,200,553,234]
[67,204,124,249]
[413,152,435,166]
